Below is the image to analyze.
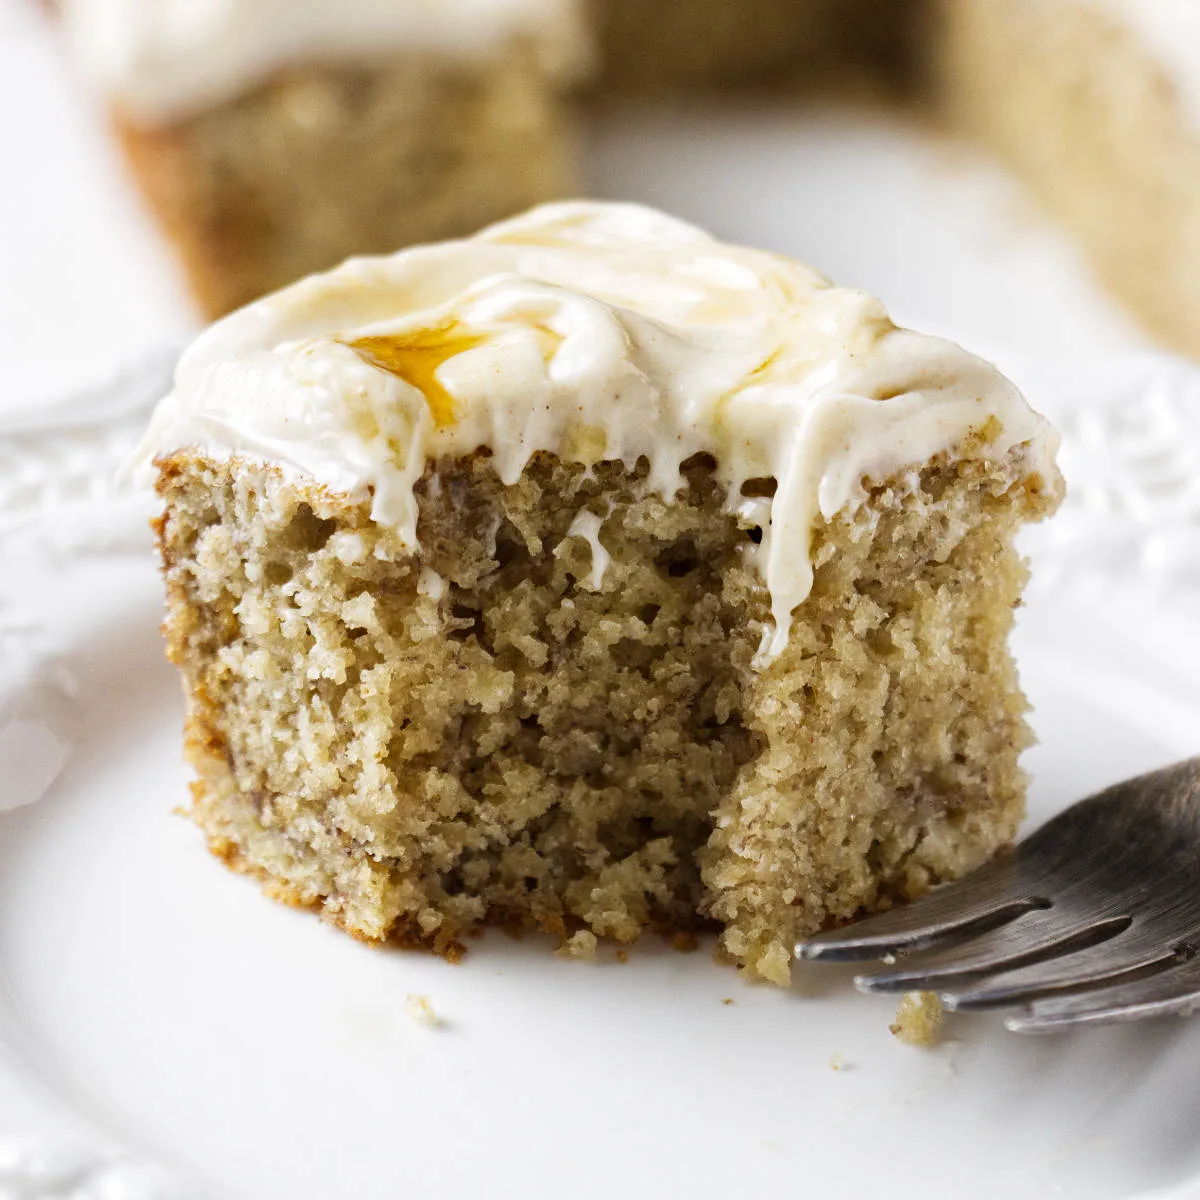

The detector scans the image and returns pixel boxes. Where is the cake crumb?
[721,997,735,1006]
[616,950,629,964]
[404,993,441,1028]
[829,1053,849,1071]
[890,992,944,1046]
[671,931,699,953]
[557,930,598,961]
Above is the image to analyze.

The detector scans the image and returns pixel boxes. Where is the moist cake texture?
[135,201,1062,983]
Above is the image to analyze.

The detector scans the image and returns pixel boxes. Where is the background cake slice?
[592,0,916,96]
[52,0,1200,356]
[133,201,1062,983]
[936,0,1200,358]
[60,0,589,317]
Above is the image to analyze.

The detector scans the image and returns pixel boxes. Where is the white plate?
[4,12,1200,1195]
[2,352,1200,1200]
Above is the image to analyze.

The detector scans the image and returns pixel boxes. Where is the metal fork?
[795,758,1200,1033]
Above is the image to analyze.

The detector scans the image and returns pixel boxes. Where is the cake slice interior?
[157,440,1051,983]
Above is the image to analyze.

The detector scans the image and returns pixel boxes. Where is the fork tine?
[795,897,1042,963]
[855,911,1132,993]
[943,929,1183,1011]
[1006,954,1200,1033]
[796,854,1044,962]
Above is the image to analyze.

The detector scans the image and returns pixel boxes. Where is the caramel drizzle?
[346,324,483,428]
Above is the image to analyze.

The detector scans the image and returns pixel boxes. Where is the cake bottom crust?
[190,765,1021,982]
[193,774,719,965]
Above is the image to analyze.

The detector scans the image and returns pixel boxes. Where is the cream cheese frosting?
[131,201,1061,661]
[61,0,590,123]
[1085,0,1200,125]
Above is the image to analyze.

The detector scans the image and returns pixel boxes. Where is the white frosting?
[564,509,612,591]
[1084,0,1200,124]
[60,0,589,122]
[131,201,1061,662]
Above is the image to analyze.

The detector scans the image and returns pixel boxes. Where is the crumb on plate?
[557,930,599,961]
[404,993,441,1028]
[890,991,944,1046]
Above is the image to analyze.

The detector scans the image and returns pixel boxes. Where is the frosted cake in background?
[59,0,589,317]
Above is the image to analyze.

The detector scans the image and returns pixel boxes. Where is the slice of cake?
[936,0,1200,357]
[59,0,589,317]
[132,201,1062,984]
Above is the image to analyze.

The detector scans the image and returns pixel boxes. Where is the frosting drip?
[131,201,1061,661]
[60,0,590,122]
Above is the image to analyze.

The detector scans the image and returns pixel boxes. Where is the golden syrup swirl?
[347,324,483,428]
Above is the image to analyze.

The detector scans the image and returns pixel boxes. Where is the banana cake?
[132,201,1062,984]
[59,0,588,317]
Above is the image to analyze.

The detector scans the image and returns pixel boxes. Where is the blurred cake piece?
[133,201,1061,984]
[61,0,589,316]
[937,0,1200,357]
[592,0,917,96]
